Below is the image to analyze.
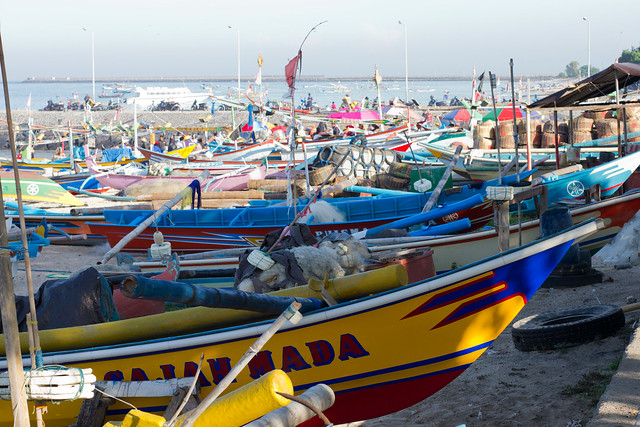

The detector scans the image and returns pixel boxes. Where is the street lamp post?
[583,17,591,77]
[398,21,409,104]
[228,25,240,94]
[82,28,95,101]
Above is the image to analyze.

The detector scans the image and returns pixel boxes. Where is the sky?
[0,0,638,81]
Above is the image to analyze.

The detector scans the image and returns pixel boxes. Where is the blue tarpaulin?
[102,147,133,163]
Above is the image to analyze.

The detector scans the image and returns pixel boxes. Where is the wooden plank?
[136,190,264,201]
[151,199,251,209]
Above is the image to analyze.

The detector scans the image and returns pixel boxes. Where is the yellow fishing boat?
[0,219,602,426]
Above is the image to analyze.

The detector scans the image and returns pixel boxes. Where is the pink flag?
[285,50,302,96]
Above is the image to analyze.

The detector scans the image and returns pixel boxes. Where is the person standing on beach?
[168,136,177,151]
[306,93,314,110]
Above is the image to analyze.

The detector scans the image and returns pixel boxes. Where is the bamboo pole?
[554,107,560,169]
[98,170,209,264]
[526,78,532,171]
[615,69,622,158]
[68,120,74,171]
[422,144,462,213]
[509,59,519,183]
[0,29,31,426]
[133,99,138,153]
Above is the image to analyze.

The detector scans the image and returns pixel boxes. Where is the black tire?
[511,305,625,352]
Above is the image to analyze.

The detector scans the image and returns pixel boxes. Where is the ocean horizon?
[2,76,557,113]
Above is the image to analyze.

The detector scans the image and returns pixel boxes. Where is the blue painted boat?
[521,150,640,212]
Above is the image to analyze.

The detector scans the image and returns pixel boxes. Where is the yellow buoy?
[174,369,293,427]
[103,409,165,427]
[104,370,293,427]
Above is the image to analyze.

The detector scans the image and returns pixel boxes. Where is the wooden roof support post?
[569,110,574,147]
[615,69,623,158]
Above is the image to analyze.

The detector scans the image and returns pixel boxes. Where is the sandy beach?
[2,106,639,424]
[9,190,640,426]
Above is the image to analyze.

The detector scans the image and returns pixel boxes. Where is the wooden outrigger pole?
[0,29,31,426]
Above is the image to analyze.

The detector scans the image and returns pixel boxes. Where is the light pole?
[228,25,240,94]
[582,17,590,77]
[82,27,95,101]
[398,21,409,104]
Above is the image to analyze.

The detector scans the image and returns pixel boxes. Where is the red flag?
[285,50,302,96]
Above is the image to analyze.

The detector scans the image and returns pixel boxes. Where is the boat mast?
[509,59,519,183]
[133,98,138,153]
[489,71,503,185]
[286,21,327,207]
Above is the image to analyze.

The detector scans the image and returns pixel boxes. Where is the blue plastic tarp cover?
[102,147,133,163]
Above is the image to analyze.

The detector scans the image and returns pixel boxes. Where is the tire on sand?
[511,305,625,352]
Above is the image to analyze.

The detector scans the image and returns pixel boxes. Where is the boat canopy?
[528,62,640,109]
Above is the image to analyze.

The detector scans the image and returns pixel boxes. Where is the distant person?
[168,135,177,151]
[331,101,337,110]
[345,125,355,137]
[152,141,163,153]
[332,123,341,136]
[176,136,186,149]
[306,93,313,110]
[341,94,352,110]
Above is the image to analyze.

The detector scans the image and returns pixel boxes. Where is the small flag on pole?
[285,50,302,97]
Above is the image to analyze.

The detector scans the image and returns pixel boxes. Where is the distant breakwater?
[22,75,558,84]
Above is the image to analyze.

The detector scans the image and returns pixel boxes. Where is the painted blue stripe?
[293,341,491,390]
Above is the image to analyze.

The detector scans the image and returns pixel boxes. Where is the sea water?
[1,78,475,112]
